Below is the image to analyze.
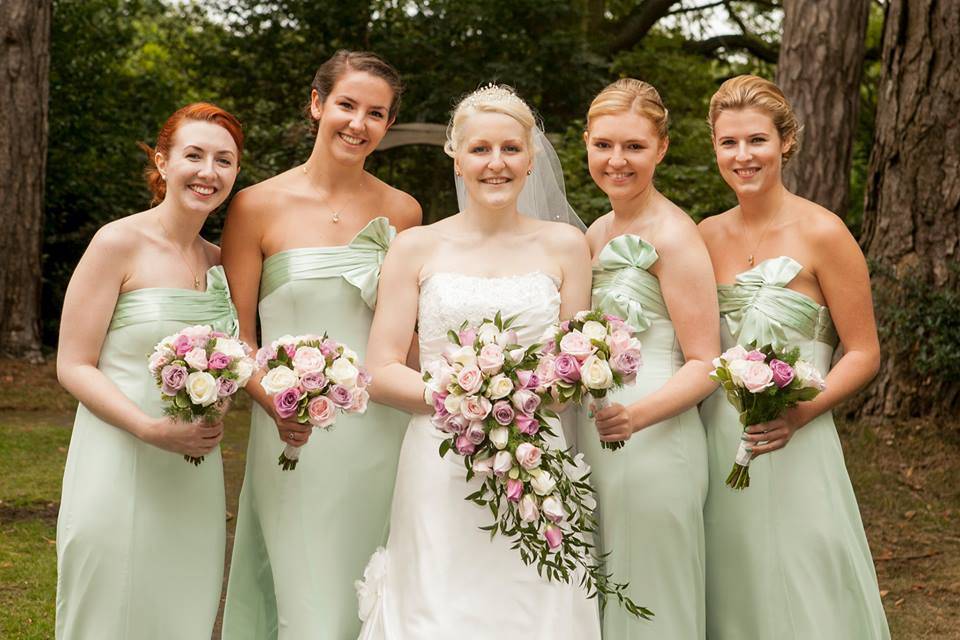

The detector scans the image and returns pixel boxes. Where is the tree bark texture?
[0,0,50,362]
[855,0,960,420]
[776,0,870,217]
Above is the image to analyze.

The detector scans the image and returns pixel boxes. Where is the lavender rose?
[273,386,302,419]
[208,351,231,371]
[554,353,581,383]
[510,389,540,415]
[328,384,354,408]
[492,400,516,426]
[769,359,795,388]
[515,414,540,436]
[160,364,188,396]
[300,370,327,392]
[610,350,641,381]
[217,376,239,397]
[465,421,486,446]
[455,434,476,456]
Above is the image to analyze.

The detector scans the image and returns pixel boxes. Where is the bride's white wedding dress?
[356,271,602,640]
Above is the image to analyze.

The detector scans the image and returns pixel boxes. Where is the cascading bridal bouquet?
[540,309,641,451]
[424,313,652,620]
[149,325,255,465]
[710,343,826,489]
[257,334,371,470]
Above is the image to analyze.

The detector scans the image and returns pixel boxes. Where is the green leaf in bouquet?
[174,392,190,409]
[438,438,452,458]
[494,310,503,329]
[540,407,560,421]
[447,329,461,346]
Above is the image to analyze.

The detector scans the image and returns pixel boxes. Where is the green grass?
[1,360,958,638]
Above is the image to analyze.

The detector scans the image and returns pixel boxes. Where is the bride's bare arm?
[552,225,592,320]
[366,229,433,415]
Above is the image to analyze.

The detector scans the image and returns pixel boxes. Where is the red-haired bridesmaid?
[55,103,243,639]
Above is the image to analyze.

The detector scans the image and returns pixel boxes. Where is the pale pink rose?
[307,395,336,428]
[293,346,326,375]
[492,400,516,426]
[729,359,775,394]
[319,338,340,357]
[208,351,231,370]
[160,364,188,395]
[518,494,539,523]
[607,329,633,356]
[535,354,557,386]
[510,389,540,415]
[472,456,495,476]
[541,495,565,523]
[358,369,373,388]
[553,353,581,383]
[274,386,302,419]
[181,324,212,344]
[559,330,593,361]
[148,350,171,374]
[456,365,483,394]
[458,326,477,346]
[506,478,523,502]
[604,314,629,332]
[515,442,542,469]
[610,350,641,381]
[769,359,795,388]
[544,524,563,550]
[515,370,539,390]
[349,388,369,413]
[713,344,749,368]
[493,450,513,476]
[300,370,327,392]
[477,344,505,375]
[455,434,476,456]
[494,329,519,347]
[255,346,277,369]
[515,414,540,436]
[184,347,208,371]
[217,376,239,397]
[328,384,353,408]
[460,395,492,421]
[465,421,486,446]
[745,349,766,362]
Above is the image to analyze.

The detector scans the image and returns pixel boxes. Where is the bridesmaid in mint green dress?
[577,79,720,639]
[56,104,244,639]
[699,75,889,639]
[221,51,420,640]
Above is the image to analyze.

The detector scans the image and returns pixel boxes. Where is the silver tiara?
[457,83,528,112]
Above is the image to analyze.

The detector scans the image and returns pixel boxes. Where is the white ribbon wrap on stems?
[734,439,753,466]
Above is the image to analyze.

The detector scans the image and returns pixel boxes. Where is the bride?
[355,85,601,638]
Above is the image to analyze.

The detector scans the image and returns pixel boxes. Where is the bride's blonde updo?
[444,84,536,158]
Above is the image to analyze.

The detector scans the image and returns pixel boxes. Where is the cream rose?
[260,365,298,395]
[541,495,566,523]
[489,426,510,450]
[529,469,557,496]
[327,357,360,389]
[580,355,614,390]
[448,345,478,369]
[581,320,608,342]
[518,494,539,523]
[477,322,499,345]
[486,374,514,400]
[232,358,254,387]
[443,393,463,415]
[214,337,246,359]
[794,360,826,391]
[186,371,219,407]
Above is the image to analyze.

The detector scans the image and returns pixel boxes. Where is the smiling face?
[585,111,666,201]
[311,70,395,164]
[155,120,239,213]
[712,107,792,198]
[454,111,533,212]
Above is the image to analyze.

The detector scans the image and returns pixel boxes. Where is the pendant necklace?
[158,214,202,289]
[740,208,780,267]
[302,163,354,224]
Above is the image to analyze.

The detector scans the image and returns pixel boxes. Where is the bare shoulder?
[538,220,589,252]
[368,173,422,231]
[88,212,149,257]
[389,221,436,255]
[797,199,854,244]
[227,170,299,220]
[202,238,222,263]
[655,202,700,247]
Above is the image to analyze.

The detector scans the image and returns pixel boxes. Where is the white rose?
[448,345,478,369]
[794,360,826,391]
[342,346,359,363]
[292,346,326,375]
[541,494,566,523]
[518,494,539,523]
[443,393,463,415]
[272,334,298,350]
[186,371,219,407]
[529,469,557,496]
[580,355,614,390]
[232,358,254,387]
[486,374,514,400]
[581,320,608,342]
[260,365,298,395]
[489,426,510,450]
[477,322,499,345]
[214,337,246,359]
[327,356,360,389]
[184,347,209,371]
[493,450,514,476]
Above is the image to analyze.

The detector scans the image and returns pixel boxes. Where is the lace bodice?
[417,272,561,367]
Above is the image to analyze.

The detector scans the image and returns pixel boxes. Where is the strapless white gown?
[356,272,602,639]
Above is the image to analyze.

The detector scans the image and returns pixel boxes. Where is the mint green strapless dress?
[56,266,238,640]
[577,235,708,639]
[701,256,889,639]
[222,217,406,640]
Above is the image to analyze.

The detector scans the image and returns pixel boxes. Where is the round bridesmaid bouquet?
[425,312,652,620]
[257,334,371,470]
[148,325,254,465]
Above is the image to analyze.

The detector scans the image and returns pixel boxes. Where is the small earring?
[160,174,167,182]
[526,169,532,176]
[455,170,462,177]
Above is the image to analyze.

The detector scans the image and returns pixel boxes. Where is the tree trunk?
[0,0,51,363]
[776,0,870,217]
[854,0,960,420]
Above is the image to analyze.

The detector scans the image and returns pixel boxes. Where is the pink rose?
[515,414,540,436]
[217,376,238,397]
[465,421,486,446]
[328,384,353,408]
[283,344,297,359]
[606,329,632,356]
[492,400,516,426]
[292,346,327,375]
[506,478,523,502]
[208,351,230,370]
[349,388,369,413]
[455,434,476,456]
[493,450,513,476]
[610,350,641,381]
[604,314,629,331]
[319,338,340,357]
[559,331,593,361]
[300,370,327,392]
[173,333,193,356]
[745,349,766,362]
[518,494,539,523]
[460,396,492,421]
[515,370,539,390]
[535,354,557,386]
[477,344,505,375]
[769,359,795,388]
[559,320,571,332]
[255,346,277,369]
[307,395,336,428]
[544,524,563,550]
[274,386,302,419]
[553,353,581,383]
[510,389,540,415]
[515,442,542,469]
[457,365,483,394]
[458,327,477,346]
[729,359,775,394]
[184,347,208,371]
[160,364,188,395]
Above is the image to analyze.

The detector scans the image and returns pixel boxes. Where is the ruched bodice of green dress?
[56,266,238,640]
[701,256,889,639]
[222,217,407,640]
[577,235,709,639]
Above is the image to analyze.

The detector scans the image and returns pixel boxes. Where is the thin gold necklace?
[740,208,780,266]
[302,163,360,224]
[157,214,202,290]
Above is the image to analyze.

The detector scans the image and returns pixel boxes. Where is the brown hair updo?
[306,50,403,134]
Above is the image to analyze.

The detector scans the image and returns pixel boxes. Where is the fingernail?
[587,412,594,419]
[745,446,753,453]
